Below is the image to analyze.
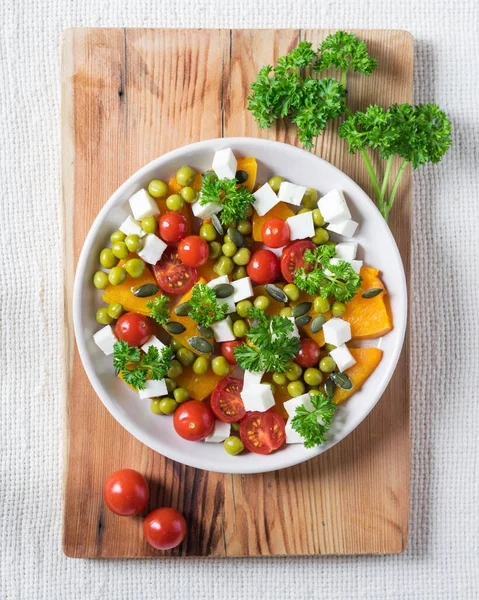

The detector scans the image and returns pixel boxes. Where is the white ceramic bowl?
[73,137,407,474]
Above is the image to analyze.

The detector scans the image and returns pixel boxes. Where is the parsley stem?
[379,155,394,205]
[359,148,381,201]
[341,69,347,88]
[382,160,408,221]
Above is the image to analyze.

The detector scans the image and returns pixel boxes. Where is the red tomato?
[173,400,215,441]
[103,469,149,516]
[262,218,290,248]
[247,249,280,284]
[239,411,286,455]
[211,377,245,423]
[295,338,321,368]
[143,507,187,550]
[221,340,243,365]
[178,235,209,267]
[153,246,197,294]
[158,211,188,243]
[280,240,316,283]
[116,313,153,347]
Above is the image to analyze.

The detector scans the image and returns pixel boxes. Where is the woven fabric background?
[0,0,478,598]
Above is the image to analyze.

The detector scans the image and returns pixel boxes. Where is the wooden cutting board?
[62,28,412,557]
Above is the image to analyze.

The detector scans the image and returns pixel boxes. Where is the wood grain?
[62,28,412,557]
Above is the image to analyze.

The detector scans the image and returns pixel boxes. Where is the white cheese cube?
[287,316,300,339]
[325,257,362,277]
[283,393,315,418]
[278,181,306,206]
[322,318,352,347]
[93,326,117,355]
[129,189,160,221]
[267,245,285,258]
[252,183,280,216]
[285,211,315,241]
[206,275,230,288]
[218,296,236,314]
[211,315,235,342]
[205,420,231,443]
[326,219,358,238]
[231,276,254,303]
[317,189,351,223]
[212,148,237,179]
[335,242,358,261]
[137,234,167,265]
[285,419,305,444]
[119,215,146,238]
[138,378,168,399]
[243,369,264,389]
[141,335,166,354]
[240,384,275,412]
[191,195,223,219]
[330,344,356,372]
[350,260,363,274]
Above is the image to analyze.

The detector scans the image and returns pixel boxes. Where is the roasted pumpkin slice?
[236,157,257,191]
[175,365,234,401]
[263,373,289,419]
[197,258,218,282]
[333,347,383,404]
[252,202,294,242]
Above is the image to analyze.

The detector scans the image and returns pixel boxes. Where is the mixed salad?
[92,147,391,456]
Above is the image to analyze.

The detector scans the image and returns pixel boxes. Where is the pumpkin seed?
[235,169,249,184]
[197,325,214,339]
[213,283,235,298]
[165,321,186,334]
[330,371,353,390]
[265,284,287,303]
[212,214,224,235]
[362,287,384,299]
[227,227,244,247]
[133,283,159,298]
[310,315,327,333]
[188,336,214,354]
[324,378,337,398]
[174,302,191,316]
[292,302,312,318]
[114,367,120,377]
[295,314,311,327]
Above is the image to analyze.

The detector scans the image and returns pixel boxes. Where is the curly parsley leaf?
[146,295,170,326]
[291,392,337,448]
[188,282,228,328]
[200,175,255,225]
[113,340,174,391]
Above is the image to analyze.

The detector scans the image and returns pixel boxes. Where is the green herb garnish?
[200,175,255,225]
[291,392,337,448]
[113,340,174,391]
[146,295,170,326]
[188,282,228,328]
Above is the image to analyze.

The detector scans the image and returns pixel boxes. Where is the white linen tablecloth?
[1,0,478,598]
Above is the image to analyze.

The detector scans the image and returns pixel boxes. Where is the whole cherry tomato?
[262,218,290,248]
[173,400,215,441]
[247,249,280,284]
[178,235,209,267]
[115,312,153,347]
[158,211,188,243]
[221,340,243,365]
[143,507,187,550]
[295,337,321,368]
[103,469,149,516]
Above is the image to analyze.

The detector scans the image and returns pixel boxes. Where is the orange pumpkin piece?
[168,172,203,194]
[197,258,218,282]
[333,347,383,404]
[252,202,294,242]
[263,374,289,419]
[236,157,257,191]
[175,364,234,401]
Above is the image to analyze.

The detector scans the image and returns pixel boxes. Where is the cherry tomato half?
[115,312,153,347]
[143,507,187,550]
[295,337,321,368]
[173,400,215,441]
[280,240,316,284]
[221,340,243,365]
[158,211,188,243]
[262,218,290,248]
[211,377,245,423]
[247,249,280,285]
[153,246,197,294]
[178,235,209,267]
[103,469,149,516]
[239,410,286,455]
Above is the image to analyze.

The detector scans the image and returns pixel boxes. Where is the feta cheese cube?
[119,215,146,238]
[350,259,363,274]
[211,315,235,342]
[218,296,236,314]
[278,181,307,206]
[283,393,315,418]
[287,316,300,339]
[330,344,356,372]
[285,419,305,444]
[335,242,358,261]
[326,219,358,238]
[212,148,237,179]
[231,276,254,303]
[207,275,230,288]
[138,378,168,399]
[325,257,362,277]
[191,195,223,219]
[322,318,352,347]
[93,325,117,355]
[205,420,231,443]
[243,369,264,389]
[137,234,167,265]
[252,183,280,216]
[240,384,275,412]
[267,245,285,258]
[141,335,166,354]
[285,211,315,241]
[129,189,160,221]
[317,189,351,223]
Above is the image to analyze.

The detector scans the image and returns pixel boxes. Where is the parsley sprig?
[294,245,362,302]
[188,282,228,328]
[146,295,170,326]
[291,392,337,448]
[233,307,300,373]
[113,340,174,391]
[200,175,255,225]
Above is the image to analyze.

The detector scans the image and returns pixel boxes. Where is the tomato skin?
[262,218,290,248]
[143,508,187,550]
[239,410,286,454]
[116,313,153,347]
[153,246,197,294]
[103,469,149,516]
[221,340,243,365]
[211,377,245,423]
[158,211,188,243]
[247,249,281,285]
[295,338,321,368]
[173,400,215,441]
[280,240,316,283]
[178,235,209,267]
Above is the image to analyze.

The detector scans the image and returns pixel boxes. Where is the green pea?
[148,179,168,198]
[313,297,330,314]
[331,301,346,317]
[166,194,184,211]
[237,220,252,235]
[224,436,244,456]
[245,205,254,218]
[199,223,217,242]
[107,302,124,320]
[170,338,184,351]
[159,398,178,415]
[253,295,270,310]
[231,422,240,432]
[150,399,163,414]
[312,227,329,245]
[173,387,190,403]
[232,247,251,266]
[167,359,183,379]
[141,217,157,234]
[286,362,302,381]
[233,266,248,280]
[110,230,126,243]
[223,234,232,244]
[233,319,247,338]
[112,241,129,259]
[287,380,305,397]
[212,356,230,376]
[308,389,321,397]
[124,258,145,278]
[180,186,197,203]
[222,242,237,257]
[280,307,293,317]
[100,248,118,269]
[273,372,287,386]
[96,307,113,325]
[93,271,109,290]
[303,367,323,386]
[320,356,336,373]
[165,378,177,393]
[177,347,195,367]
[312,208,325,227]
[108,266,127,286]
[325,241,337,247]
[298,207,312,214]
[176,165,196,186]
[268,175,284,193]
[214,256,234,276]
[125,234,140,252]
[302,188,319,208]
[283,283,300,302]
[324,343,337,352]
[236,300,253,318]
[192,356,209,375]
[209,241,222,259]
